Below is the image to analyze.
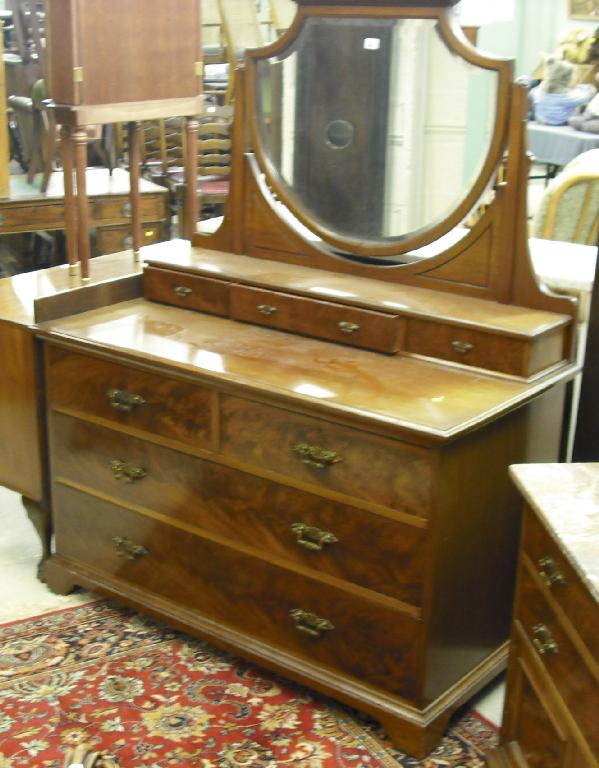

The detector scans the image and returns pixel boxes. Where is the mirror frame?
[245,3,514,257]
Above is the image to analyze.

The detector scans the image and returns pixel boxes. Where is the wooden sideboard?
[0,169,169,259]
[486,463,599,768]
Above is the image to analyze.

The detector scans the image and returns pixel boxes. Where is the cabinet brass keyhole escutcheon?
[113,536,149,560]
[538,556,566,587]
[532,623,559,655]
[293,443,342,469]
[290,608,334,638]
[291,522,338,551]
[110,459,147,483]
[106,388,146,413]
[174,286,193,297]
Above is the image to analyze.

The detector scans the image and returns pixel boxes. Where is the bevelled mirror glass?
[254,15,499,247]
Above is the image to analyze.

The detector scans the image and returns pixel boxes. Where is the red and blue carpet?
[0,601,497,767]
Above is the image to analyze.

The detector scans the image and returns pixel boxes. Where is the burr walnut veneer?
[0,0,584,759]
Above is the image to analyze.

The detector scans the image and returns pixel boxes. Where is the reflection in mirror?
[255,16,499,248]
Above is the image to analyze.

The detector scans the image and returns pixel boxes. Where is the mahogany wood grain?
[405,318,564,377]
[143,267,230,316]
[0,324,42,499]
[49,413,428,607]
[230,284,403,353]
[74,127,91,279]
[60,126,77,269]
[94,223,165,257]
[51,483,423,700]
[46,346,214,449]
[45,0,202,106]
[219,394,433,517]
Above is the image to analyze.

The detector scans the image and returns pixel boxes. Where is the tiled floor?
[0,482,506,727]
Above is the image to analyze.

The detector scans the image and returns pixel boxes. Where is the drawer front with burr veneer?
[52,483,423,701]
[46,346,214,450]
[50,412,427,606]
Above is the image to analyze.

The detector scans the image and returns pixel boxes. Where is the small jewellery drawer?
[53,484,422,700]
[405,318,564,377]
[50,414,427,606]
[516,563,598,753]
[46,346,213,449]
[91,194,166,223]
[230,285,403,353]
[220,395,433,518]
[95,222,165,256]
[143,266,230,316]
[522,508,598,660]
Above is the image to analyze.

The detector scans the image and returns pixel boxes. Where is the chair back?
[532,149,599,245]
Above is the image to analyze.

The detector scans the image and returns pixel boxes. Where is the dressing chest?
[0,0,583,758]
[486,464,599,768]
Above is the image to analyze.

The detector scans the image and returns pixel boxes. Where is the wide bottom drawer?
[53,483,423,701]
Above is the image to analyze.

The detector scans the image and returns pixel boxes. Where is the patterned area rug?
[0,601,497,767]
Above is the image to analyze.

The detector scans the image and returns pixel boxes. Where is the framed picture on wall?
[568,0,599,20]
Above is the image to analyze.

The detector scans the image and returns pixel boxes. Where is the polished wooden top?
[0,252,142,326]
[146,240,570,337]
[38,297,570,441]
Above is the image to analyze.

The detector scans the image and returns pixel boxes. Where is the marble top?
[510,463,599,602]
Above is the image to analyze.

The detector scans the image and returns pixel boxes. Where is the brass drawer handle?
[451,340,474,354]
[338,321,360,334]
[110,459,147,483]
[0,214,5,226]
[291,522,338,551]
[532,623,559,655]
[290,608,334,638]
[257,304,278,316]
[106,388,146,413]
[293,442,342,469]
[121,202,132,217]
[538,556,566,587]
[123,235,133,250]
[113,536,148,560]
[174,285,193,297]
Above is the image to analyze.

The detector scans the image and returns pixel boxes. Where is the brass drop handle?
[106,388,146,413]
[338,321,360,334]
[257,304,278,316]
[293,442,342,469]
[291,522,338,551]
[290,608,334,638]
[538,556,566,588]
[174,285,193,297]
[110,459,147,483]
[113,536,148,560]
[121,202,132,217]
[532,623,559,655]
[451,340,474,354]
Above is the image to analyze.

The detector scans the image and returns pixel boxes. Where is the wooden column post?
[184,115,199,240]
[60,125,78,274]
[127,120,143,261]
[73,127,91,280]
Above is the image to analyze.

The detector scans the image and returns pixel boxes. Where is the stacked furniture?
[0,0,584,758]
[486,463,598,768]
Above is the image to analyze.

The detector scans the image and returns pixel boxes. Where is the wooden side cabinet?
[486,464,599,768]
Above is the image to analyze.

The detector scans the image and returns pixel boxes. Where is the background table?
[526,122,599,172]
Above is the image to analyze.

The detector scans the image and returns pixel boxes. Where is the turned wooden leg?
[21,496,51,581]
[127,120,142,260]
[60,125,78,274]
[184,115,199,240]
[73,126,91,280]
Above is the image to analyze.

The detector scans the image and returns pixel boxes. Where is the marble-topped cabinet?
[486,463,599,768]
